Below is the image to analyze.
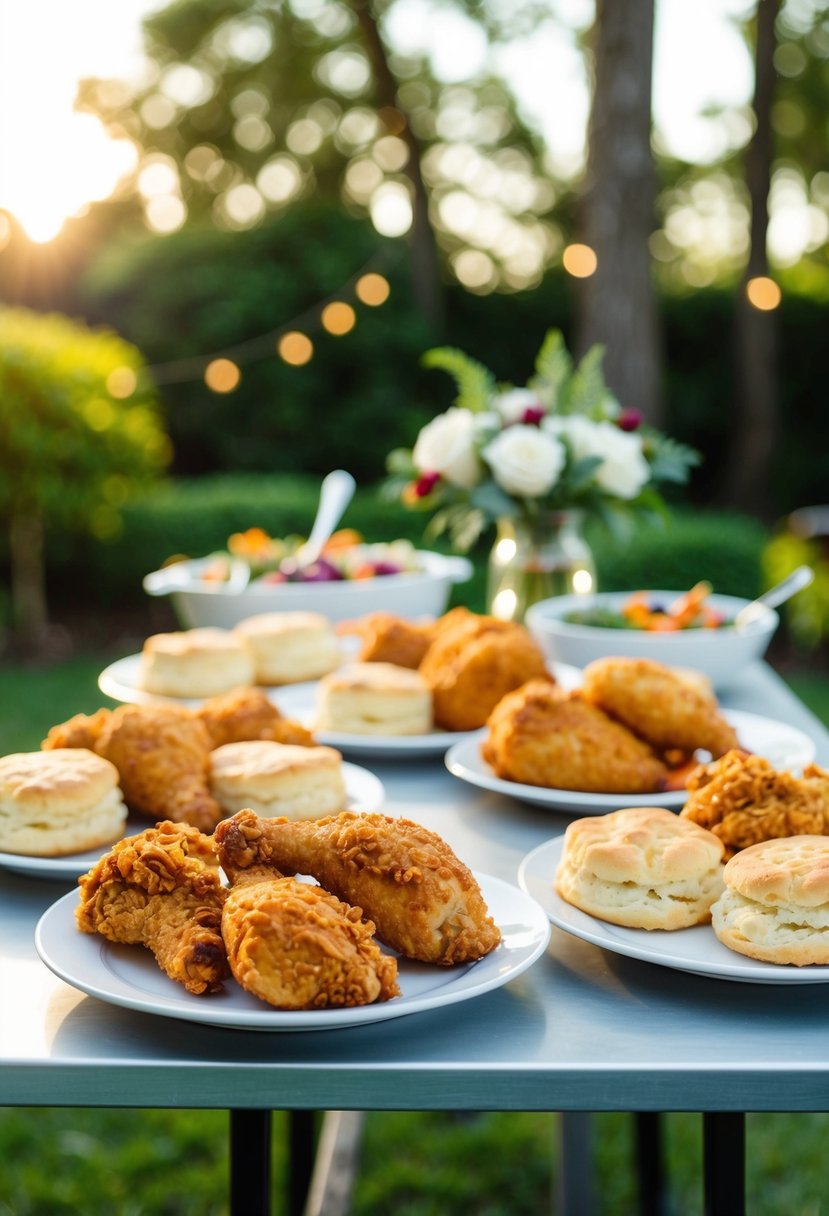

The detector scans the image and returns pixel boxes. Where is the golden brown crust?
[42,708,114,751]
[555,807,725,930]
[215,809,502,965]
[76,822,228,994]
[222,867,399,1009]
[419,614,549,732]
[339,611,435,669]
[581,657,740,758]
[483,679,668,794]
[197,686,315,748]
[680,750,829,857]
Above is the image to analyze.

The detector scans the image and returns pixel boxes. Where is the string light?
[278,331,314,366]
[321,301,356,335]
[746,276,781,311]
[562,243,598,278]
[355,272,391,305]
[116,251,398,396]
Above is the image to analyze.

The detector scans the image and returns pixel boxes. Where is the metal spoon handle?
[295,469,357,566]
[754,565,814,610]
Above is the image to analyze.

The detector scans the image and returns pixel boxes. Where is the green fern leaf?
[421,347,496,413]
[531,329,573,402]
[562,344,608,416]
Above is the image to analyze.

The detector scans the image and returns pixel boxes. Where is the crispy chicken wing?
[42,707,113,751]
[419,613,550,732]
[482,679,669,793]
[76,821,228,994]
[680,749,829,857]
[338,612,436,669]
[221,864,399,1009]
[581,657,740,758]
[215,809,501,965]
[94,704,222,832]
[197,686,315,749]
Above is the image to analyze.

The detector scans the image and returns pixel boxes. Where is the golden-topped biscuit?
[555,806,725,930]
[138,627,255,698]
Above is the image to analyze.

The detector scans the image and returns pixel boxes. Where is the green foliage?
[421,347,497,413]
[0,307,169,538]
[78,207,435,482]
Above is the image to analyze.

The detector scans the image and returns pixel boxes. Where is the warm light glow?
[746,276,782,311]
[491,588,517,620]
[107,366,138,399]
[355,273,390,306]
[572,568,594,594]
[562,243,598,277]
[321,302,356,335]
[278,332,314,366]
[204,358,241,392]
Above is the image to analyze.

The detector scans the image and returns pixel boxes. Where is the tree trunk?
[727,0,780,518]
[349,0,445,334]
[9,509,49,647]
[576,0,662,426]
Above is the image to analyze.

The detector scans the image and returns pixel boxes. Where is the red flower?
[521,406,546,425]
[618,408,643,432]
[413,471,441,498]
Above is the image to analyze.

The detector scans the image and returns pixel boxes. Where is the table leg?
[635,1112,667,1216]
[289,1109,317,1216]
[703,1111,745,1216]
[230,1108,272,1216]
[557,1112,594,1216]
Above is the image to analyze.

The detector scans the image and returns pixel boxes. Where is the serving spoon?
[733,565,814,631]
[280,468,357,576]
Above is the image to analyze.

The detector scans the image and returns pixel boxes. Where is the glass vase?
[486,511,596,623]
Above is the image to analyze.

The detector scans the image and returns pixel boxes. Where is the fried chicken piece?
[581,657,740,758]
[221,865,399,1009]
[419,613,550,732]
[482,679,669,793]
[197,686,315,749]
[215,809,501,965]
[42,707,113,751]
[680,749,829,857]
[76,821,228,994]
[94,704,222,832]
[338,612,436,669]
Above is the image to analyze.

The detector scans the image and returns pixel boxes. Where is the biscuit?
[0,748,127,856]
[555,806,725,930]
[138,627,255,698]
[316,662,433,735]
[233,611,342,685]
[712,836,829,965]
[209,740,347,821]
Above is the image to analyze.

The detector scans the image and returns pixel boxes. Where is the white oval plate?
[97,654,285,709]
[444,709,816,814]
[35,874,551,1031]
[519,836,829,985]
[0,765,383,882]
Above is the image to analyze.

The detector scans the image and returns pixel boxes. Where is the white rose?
[545,416,650,499]
[492,388,544,424]
[412,407,482,489]
[483,425,566,498]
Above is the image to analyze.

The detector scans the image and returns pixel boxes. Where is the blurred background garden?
[2,0,829,1211]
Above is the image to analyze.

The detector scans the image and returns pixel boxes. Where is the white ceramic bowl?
[143,551,474,628]
[525,590,779,689]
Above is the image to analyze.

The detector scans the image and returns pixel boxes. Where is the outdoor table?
[2,660,828,1215]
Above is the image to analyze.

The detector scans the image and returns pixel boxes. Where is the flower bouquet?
[385,329,700,619]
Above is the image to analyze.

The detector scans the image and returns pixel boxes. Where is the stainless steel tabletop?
[3,662,829,1114]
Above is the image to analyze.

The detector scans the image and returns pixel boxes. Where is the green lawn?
[2,654,829,1213]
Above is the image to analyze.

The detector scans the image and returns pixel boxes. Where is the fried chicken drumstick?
[221,865,400,1009]
[215,809,501,965]
[76,821,229,994]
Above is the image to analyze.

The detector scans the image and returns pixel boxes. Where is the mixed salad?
[564,582,727,631]
[195,528,422,585]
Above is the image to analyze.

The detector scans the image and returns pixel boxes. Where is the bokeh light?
[107,367,138,399]
[321,302,356,335]
[746,276,782,311]
[562,243,597,277]
[355,273,390,306]
[278,332,314,366]
[204,358,241,392]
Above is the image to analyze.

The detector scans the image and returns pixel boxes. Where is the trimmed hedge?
[44,473,768,614]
